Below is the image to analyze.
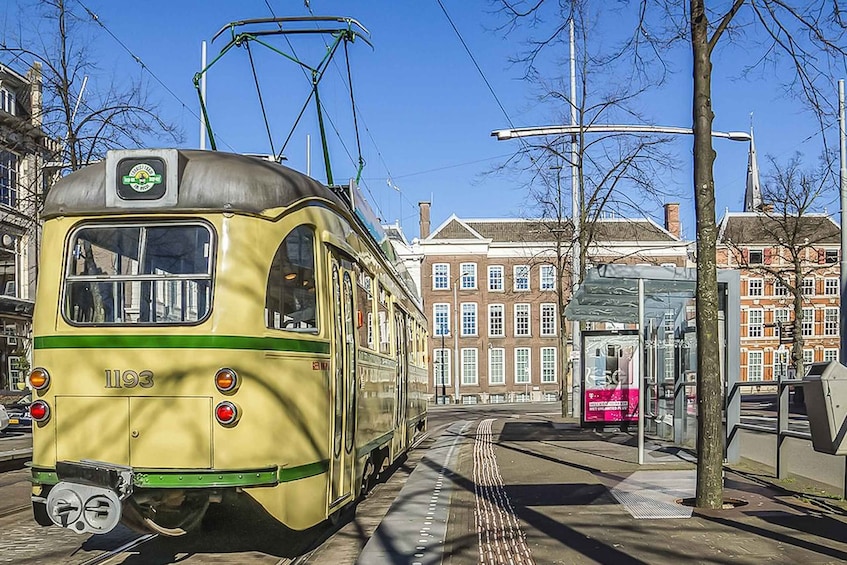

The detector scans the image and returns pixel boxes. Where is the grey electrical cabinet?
[804,361,847,455]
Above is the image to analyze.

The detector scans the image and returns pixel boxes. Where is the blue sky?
[2,1,840,240]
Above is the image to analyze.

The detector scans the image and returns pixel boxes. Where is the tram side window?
[266,226,317,331]
[377,284,391,355]
[356,268,375,349]
[64,223,212,325]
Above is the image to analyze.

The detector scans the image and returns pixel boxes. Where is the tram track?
[0,503,29,519]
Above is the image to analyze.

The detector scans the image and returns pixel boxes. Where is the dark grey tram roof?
[43,149,344,219]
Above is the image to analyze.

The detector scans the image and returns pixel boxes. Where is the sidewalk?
[363,415,847,565]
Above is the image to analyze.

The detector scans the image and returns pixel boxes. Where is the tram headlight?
[30,400,50,423]
[28,368,50,391]
[215,401,239,426]
[214,368,238,393]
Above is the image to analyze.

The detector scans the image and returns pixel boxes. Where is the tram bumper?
[41,460,133,534]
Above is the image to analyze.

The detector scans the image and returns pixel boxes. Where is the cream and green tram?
[28,149,428,536]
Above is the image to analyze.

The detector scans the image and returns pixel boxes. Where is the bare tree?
[494,0,847,508]
[723,153,838,383]
[2,0,182,175]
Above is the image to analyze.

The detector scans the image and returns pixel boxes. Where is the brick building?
[416,202,690,404]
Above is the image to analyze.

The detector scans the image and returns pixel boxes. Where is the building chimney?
[664,203,681,238]
[419,202,431,239]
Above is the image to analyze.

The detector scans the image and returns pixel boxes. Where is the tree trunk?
[691,0,724,509]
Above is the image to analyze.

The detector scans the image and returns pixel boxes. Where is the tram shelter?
[565,264,741,463]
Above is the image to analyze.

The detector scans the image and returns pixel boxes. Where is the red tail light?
[30,400,50,423]
[215,401,238,425]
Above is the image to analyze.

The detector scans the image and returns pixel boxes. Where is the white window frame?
[803,349,815,366]
[488,347,505,385]
[774,349,789,380]
[825,277,840,296]
[825,307,839,336]
[747,350,763,381]
[433,263,449,290]
[747,278,763,297]
[540,303,557,336]
[773,278,789,296]
[488,265,504,291]
[748,249,764,265]
[515,348,531,384]
[802,307,815,337]
[433,303,450,336]
[461,348,478,385]
[514,303,530,336]
[461,303,478,337]
[541,347,557,383]
[824,348,839,362]
[0,151,18,209]
[433,348,451,386]
[488,304,504,337]
[460,262,477,290]
[802,277,816,296]
[539,265,556,291]
[514,265,530,291]
[747,309,763,338]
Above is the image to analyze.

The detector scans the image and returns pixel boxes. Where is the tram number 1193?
[104,369,155,389]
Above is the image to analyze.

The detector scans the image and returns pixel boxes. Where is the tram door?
[329,254,356,509]
[394,312,408,451]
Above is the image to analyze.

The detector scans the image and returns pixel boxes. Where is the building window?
[747,278,763,297]
[540,265,556,291]
[489,347,505,385]
[515,304,530,336]
[774,350,789,380]
[433,263,449,290]
[489,304,504,337]
[774,308,790,339]
[774,278,789,296]
[826,249,839,264]
[540,303,557,336]
[824,348,839,362]
[802,307,815,337]
[803,349,815,366]
[748,249,763,265]
[515,348,530,383]
[434,348,451,387]
[802,277,815,296]
[0,151,18,209]
[747,309,763,338]
[514,265,529,291]
[825,277,839,296]
[747,350,763,381]
[434,303,450,335]
[460,263,477,289]
[541,347,557,383]
[488,265,504,291]
[461,303,477,336]
[825,307,839,336]
[0,88,15,115]
[461,348,478,385]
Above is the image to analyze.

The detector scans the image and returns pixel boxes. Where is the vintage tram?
[28,148,428,536]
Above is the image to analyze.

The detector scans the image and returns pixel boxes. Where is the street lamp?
[440,323,447,403]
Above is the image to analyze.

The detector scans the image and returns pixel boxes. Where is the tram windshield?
[63,223,213,325]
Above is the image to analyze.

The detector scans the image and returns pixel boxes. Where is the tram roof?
[43,149,344,219]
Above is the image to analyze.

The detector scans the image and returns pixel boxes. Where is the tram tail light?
[215,401,238,426]
[30,400,50,423]
[214,368,238,392]
[28,368,50,390]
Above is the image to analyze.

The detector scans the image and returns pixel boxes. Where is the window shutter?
[764,248,772,265]
[818,248,826,264]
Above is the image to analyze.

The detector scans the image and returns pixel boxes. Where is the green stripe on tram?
[34,334,330,354]
[278,459,329,482]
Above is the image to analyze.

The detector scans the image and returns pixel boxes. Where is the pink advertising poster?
[583,333,640,423]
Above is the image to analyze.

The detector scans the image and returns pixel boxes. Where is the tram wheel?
[125,493,210,537]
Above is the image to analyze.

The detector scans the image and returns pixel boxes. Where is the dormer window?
[826,249,839,264]
[0,88,16,116]
[748,249,763,265]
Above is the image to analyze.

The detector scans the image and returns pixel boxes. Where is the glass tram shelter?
[565,264,741,463]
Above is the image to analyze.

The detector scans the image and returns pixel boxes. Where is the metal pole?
[638,278,645,465]
[569,18,582,419]
[200,41,207,150]
[441,328,446,402]
[453,282,460,403]
[839,79,847,364]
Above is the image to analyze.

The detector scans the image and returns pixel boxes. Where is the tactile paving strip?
[609,470,695,519]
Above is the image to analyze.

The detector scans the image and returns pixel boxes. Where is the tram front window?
[63,223,213,325]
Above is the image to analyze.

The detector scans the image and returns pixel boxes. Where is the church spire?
[744,123,762,212]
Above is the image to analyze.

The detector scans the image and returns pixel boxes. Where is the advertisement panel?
[582,331,639,424]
